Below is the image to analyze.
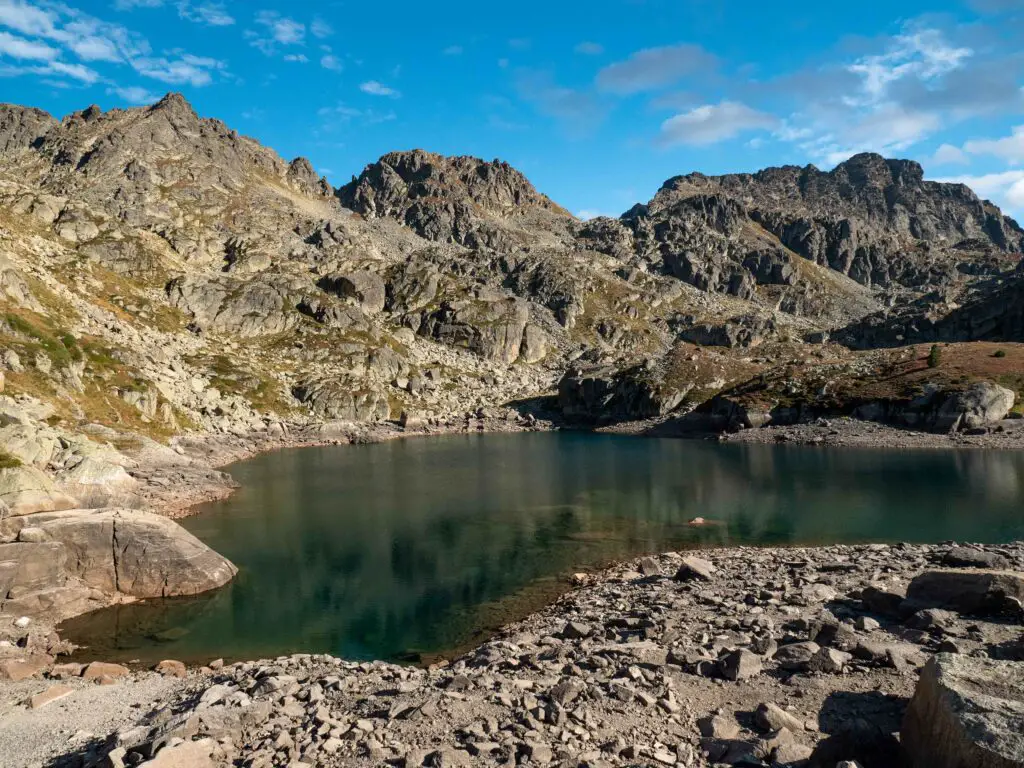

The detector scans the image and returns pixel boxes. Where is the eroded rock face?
[0,508,237,617]
[902,654,1024,768]
[166,274,305,337]
[419,299,530,364]
[558,363,689,422]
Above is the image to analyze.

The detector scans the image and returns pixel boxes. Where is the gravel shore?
[2,539,1020,767]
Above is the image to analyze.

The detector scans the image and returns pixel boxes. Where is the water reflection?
[60,433,1024,664]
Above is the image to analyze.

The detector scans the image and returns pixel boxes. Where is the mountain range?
[1,92,1022,444]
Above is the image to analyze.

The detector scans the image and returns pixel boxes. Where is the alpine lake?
[60,432,1024,665]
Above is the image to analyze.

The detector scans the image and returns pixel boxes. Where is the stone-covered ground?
[3,540,1018,768]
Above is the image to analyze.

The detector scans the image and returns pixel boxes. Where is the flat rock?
[675,555,717,581]
[29,684,75,709]
[902,653,1024,768]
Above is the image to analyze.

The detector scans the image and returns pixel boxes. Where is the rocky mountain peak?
[337,149,573,248]
[339,149,556,215]
[832,152,925,188]
[151,91,196,116]
[0,103,56,153]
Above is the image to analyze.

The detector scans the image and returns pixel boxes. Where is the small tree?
[993,349,1007,359]
[927,344,942,368]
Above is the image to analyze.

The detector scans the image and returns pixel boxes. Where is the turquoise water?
[61,432,1024,664]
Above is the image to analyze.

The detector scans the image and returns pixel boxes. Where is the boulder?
[942,547,1013,570]
[934,383,1015,432]
[902,654,1024,768]
[319,272,386,314]
[0,508,236,616]
[675,555,717,582]
[419,298,529,364]
[905,569,1024,616]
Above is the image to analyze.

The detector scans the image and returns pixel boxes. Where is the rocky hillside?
[0,91,1022,468]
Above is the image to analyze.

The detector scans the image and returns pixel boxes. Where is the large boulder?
[905,569,1024,616]
[0,508,237,616]
[902,654,1024,768]
[934,383,1016,432]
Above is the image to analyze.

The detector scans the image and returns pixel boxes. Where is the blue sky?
[1,0,1023,221]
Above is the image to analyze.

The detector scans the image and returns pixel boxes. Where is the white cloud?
[0,29,58,60]
[815,103,941,163]
[283,53,308,63]
[442,45,463,55]
[965,125,1024,164]
[929,143,970,165]
[359,80,399,97]
[0,0,228,91]
[113,0,163,8]
[658,101,777,146]
[597,44,716,94]
[46,59,100,83]
[320,53,341,71]
[107,84,157,103]
[0,0,60,38]
[249,11,304,54]
[66,34,121,62]
[574,41,603,55]
[845,29,972,105]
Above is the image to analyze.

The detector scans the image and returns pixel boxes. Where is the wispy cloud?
[658,101,777,146]
[597,44,716,94]
[310,17,332,39]
[248,10,305,55]
[177,2,234,26]
[442,45,463,55]
[359,80,400,97]
[0,0,228,91]
[0,29,58,60]
[107,84,158,103]
[965,125,1024,164]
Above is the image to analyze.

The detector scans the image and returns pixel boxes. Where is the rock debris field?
[1,540,1022,768]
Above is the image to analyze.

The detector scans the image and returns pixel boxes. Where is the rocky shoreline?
[0,539,1021,767]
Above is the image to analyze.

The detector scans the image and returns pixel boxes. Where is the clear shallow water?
[61,432,1024,664]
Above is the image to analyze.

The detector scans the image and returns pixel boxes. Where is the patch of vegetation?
[3,311,82,366]
[993,349,1007,358]
[927,344,942,369]
[0,450,22,469]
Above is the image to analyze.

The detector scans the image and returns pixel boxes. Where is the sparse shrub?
[0,450,22,470]
[927,344,942,368]
[993,349,1007,358]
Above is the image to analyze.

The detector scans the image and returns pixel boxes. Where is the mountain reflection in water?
[60,433,1024,664]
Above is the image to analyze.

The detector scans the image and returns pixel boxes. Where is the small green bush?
[993,349,1007,359]
[927,344,942,369]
